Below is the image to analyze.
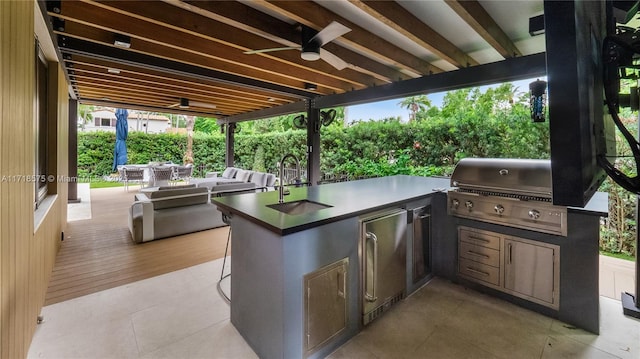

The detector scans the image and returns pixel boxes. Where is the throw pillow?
[221,167,237,179]
[265,174,277,187]
[250,172,268,187]
[235,169,252,182]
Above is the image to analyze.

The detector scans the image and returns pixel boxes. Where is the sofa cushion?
[265,173,277,187]
[250,172,269,187]
[129,204,144,243]
[234,169,253,182]
[147,186,208,210]
[153,203,225,240]
[158,184,195,190]
[221,167,237,179]
[210,182,256,196]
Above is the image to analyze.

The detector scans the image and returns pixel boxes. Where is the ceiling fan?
[244,21,351,70]
[168,98,216,109]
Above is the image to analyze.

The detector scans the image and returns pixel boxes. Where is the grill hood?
[450,158,552,199]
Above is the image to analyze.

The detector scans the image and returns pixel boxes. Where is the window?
[101,117,110,127]
[35,41,49,208]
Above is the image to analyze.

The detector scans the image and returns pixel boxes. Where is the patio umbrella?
[112,108,129,171]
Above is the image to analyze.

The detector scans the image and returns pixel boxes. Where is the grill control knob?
[494,204,504,215]
[452,199,460,209]
[528,209,541,220]
[465,201,473,210]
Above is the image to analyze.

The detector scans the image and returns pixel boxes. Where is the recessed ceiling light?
[107,68,121,74]
[113,34,131,48]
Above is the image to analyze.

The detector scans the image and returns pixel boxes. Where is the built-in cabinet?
[304,258,349,357]
[457,226,560,309]
[504,238,558,308]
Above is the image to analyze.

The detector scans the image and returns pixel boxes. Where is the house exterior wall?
[82,110,170,133]
[0,1,68,358]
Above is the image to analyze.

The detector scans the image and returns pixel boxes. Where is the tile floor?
[67,183,92,221]
[28,257,640,359]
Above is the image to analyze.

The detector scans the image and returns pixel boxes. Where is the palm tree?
[77,104,95,130]
[398,95,432,122]
[183,115,195,165]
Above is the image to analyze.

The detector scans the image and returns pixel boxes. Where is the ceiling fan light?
[301,51,320,61]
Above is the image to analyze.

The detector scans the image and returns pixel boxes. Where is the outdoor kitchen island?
[212,175,449,359]
[211,175,607,359]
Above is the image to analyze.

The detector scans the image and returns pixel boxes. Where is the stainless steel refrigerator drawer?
[360,208,407,325]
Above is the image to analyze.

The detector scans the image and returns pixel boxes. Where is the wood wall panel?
[1,2,35,358]
[1,1,68,358]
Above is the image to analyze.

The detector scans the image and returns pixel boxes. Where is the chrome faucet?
[279,153,300,203]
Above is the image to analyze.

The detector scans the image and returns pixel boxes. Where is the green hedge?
[78,116,549,179]
[78,119,640,258]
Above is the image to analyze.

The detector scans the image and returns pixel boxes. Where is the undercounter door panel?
[504,238,557,306]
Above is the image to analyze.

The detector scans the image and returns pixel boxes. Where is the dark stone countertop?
[212,175,609,235]
[212,175,451,235]
[568,191,609,217]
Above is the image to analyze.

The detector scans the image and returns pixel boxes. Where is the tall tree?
[398,95,432,121]
[193,117,219,133]
[77,104,95,130]
[184,115,195,164]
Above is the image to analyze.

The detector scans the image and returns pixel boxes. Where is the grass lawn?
[600,251,636,262]
[80,179,124,189]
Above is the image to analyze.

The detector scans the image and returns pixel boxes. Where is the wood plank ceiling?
[43,0,545,119]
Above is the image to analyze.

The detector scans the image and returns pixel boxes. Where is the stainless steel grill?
[448,158,567,236]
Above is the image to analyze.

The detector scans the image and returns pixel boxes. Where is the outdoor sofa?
[128,183,255,243]
[193,166,277,191]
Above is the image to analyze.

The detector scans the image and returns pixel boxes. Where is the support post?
[621,110,640,319]
[306,107,321,186]
[68,98,80,203]
[225,123,236,168]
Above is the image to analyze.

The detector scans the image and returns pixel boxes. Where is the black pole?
[225,123,235,168]
[68,98,80,203]
[306,107,321,186]
[621,110,640,318]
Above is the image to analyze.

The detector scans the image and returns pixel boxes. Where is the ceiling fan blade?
[190,101,216,109]
[244,46,300,55]
[311,21,351,46]
[319,49,349,70]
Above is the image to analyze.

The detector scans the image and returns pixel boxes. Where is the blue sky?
[345,78,543,123]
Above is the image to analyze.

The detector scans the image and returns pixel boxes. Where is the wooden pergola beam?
[349,0,478,68]
[445,0,522,58]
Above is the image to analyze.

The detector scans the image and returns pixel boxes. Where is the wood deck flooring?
[44,186,230,306]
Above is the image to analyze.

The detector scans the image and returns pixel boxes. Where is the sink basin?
[267,200,332,215]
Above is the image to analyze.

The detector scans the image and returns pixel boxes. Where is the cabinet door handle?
[466,267,490,277]
[467,250,490,259]
[508,243,513,264]
[337,270,346,299]
[365,232,378,302]
[468,235,490,244]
